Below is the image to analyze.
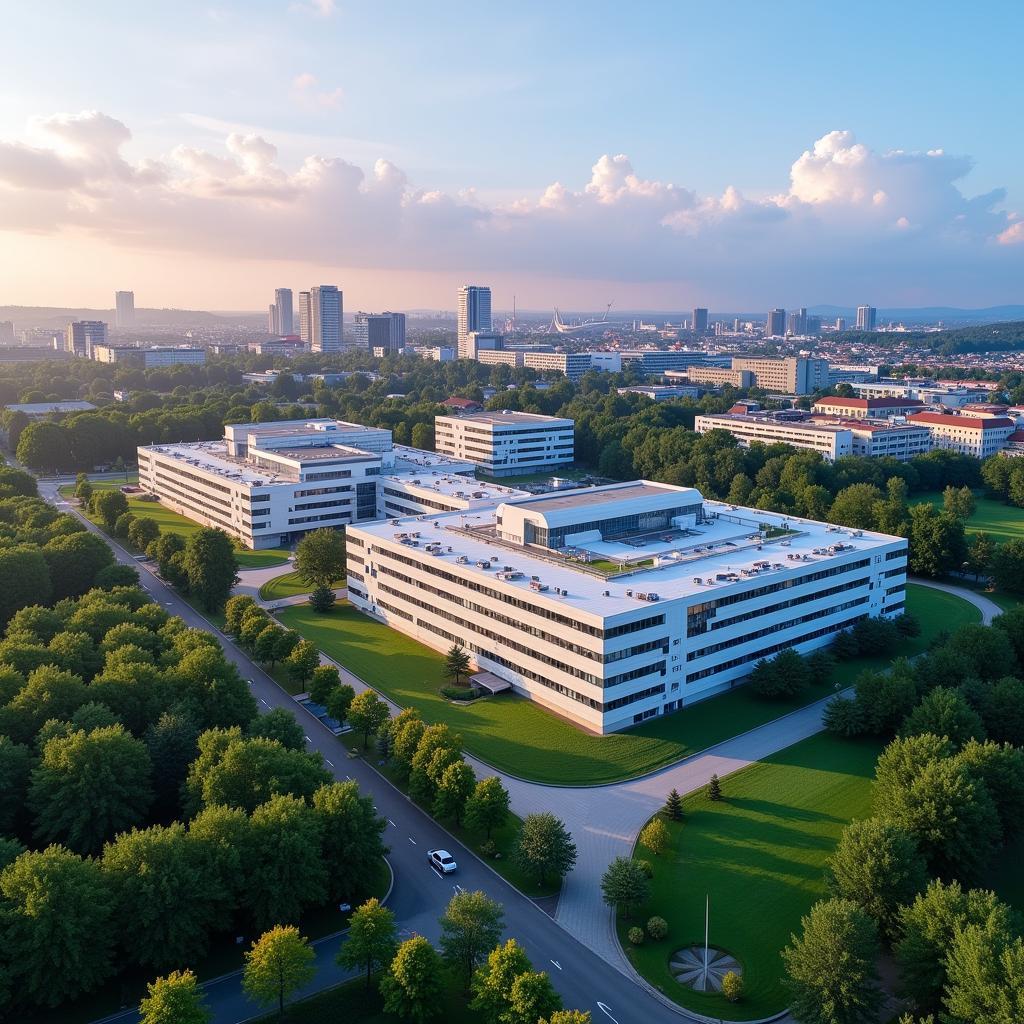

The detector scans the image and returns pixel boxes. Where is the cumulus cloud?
[0,114,1020,301]
[291,72,344,110]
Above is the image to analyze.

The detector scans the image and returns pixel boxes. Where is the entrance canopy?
[470,671,512,695]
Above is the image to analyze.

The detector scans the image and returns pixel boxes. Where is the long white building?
[694,413,853,461]
[434,411,574,478]
[346,481,907,733]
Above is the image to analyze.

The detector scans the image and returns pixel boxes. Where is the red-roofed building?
[906,413,1015,458]
[1005,430,1024,458]
[810,416,931,461]
[812,396,925,419]
[441,397,484,413]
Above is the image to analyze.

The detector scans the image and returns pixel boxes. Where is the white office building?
[906,413,1016,458]
[619,351,707,374]
[298,291,312,347]
[856,306,877,332]
[522,351,594,381]
[694,413,853,461]
[92,345,206,367]
[346,481,907,733]
[275,289,294,335]
[434,411,574,477]
[310,286,343,352]
[115,291,135,329]
[353,312,406,353]
[458,285,492,359]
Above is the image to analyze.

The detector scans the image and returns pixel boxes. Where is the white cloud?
[0,116,1019,302]
[289,0,336,16]
[291,72,344,110]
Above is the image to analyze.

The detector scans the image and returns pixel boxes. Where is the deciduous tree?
[138,970,211,1024]
[242,925,316,1018]
[380,936,445,1023]
[514,812,577,887]
[337,897,397,988]
[439,889,505,984]
[600,857,649,919]
[347,689,390,749]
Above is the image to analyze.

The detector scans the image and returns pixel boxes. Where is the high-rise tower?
[457,285,492,358]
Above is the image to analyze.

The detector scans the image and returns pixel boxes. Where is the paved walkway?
[910,576,1003,625]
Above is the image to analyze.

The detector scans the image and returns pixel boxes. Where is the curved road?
[42,479,695,1024]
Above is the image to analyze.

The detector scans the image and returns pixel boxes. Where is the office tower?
[692,308,709,335]
[733,318,741,333]
[806,315,822,335]
[0,321,14,345]
[274,288,294,335]
[856,305,877,332]
[310,285,342,352]
[268,304,279,334]
[835,316,847,331]
[298,291,312,346]
[65,320,108,358]
[115,291,135,329]
[766,308,786,337]
[457,285,492,358]
[355,311,406,353]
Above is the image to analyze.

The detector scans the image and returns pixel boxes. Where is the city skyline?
[0,1,1021,310]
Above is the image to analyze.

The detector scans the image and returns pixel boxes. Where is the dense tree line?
[782,608,1024,1024]
[0,580,387,1016]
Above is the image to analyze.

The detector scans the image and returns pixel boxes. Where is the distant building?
[457,285,492,358]
[310,286,343,352]
[247,338,306,357]
[522,351,594,381]
[692,308,709,334]
[828,364,881,385]
[907,412,1016,458]
[0,321,14,345]
[787,308,808,335]
[423,346,455,362]
[695,413,854,461]
[298,291,312,347]
[115,291,135,329]
[835,317,847,331]
[477,349,524,368]
[267,304,278,334]
[732,356,829,394]
[618,385,701,401]
[619,350,706,374]
[677,366,756,388]
[0,346,69,362]
[65,321,108,358]
[353,312,406,353]
[856,305,877,332]
[92,345,206,367]
[766,308,786,337]
[813,397,924,419]
[434,411,574,477]
[275,288,294,335]
[811,417,932,461]
[441,397,485,413]
[463,330,504,360]
[851,381,989,408]
[806,315,822,334]
[5,400,97,418]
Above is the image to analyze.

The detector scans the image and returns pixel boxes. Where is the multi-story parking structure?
[434,411,574,478]
[347,480,907,733]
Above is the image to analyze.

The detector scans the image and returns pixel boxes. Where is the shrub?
[627,927,644,946]
[722,970,743,1003]
[636,859,654,879]
[646,916,668,940]
[441,685,478,701]
[479,839,497,859]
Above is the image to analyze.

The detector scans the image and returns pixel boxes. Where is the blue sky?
[1,1,1022,311]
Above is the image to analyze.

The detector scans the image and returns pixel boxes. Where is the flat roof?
[382,472,528,502]
[5,400,96,414]
[351,496,904,617]
[439,411,573,427]
[510,481,676,514]
[260,445,376,463]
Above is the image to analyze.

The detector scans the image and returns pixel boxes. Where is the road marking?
[454,883,466,894]
[324,758,334,768]
[408,836,417,845]
[345,774,352,780]
[304,735,311,743]
[596,1003,618,1024]
[549,960,561,971]
[387,819,396,828]
[259,699,268,706]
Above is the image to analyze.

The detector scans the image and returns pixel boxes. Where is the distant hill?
[0,306,257,329]
[807,305,1024,325]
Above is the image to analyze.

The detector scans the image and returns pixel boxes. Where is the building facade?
[114,291,135,329]
[457,285,492,359]
[298,291,312,347]
[812,397,924,419]
[522,351,594,381]
[434,411,574,477]
[906,413,1016,458]
[346,481,907,733]
[92,345,206,367]
[310,285,342,352]
[65,320,108,357]
[692,308,709,334]
[275,289,294,336]
[694,413,853,461]
[677,365,756,388]
[619,350,707,374]
[856,305,877,332]
[732,356,830,394]
[766,308,786,337]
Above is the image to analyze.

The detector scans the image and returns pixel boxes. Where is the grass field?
[60,479,290,568]
[260,570,345,601]
[620,733,883,1020]
[911,489,1024,543]
[276,585,977,786]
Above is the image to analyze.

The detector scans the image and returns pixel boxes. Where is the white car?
[428,849,457,874]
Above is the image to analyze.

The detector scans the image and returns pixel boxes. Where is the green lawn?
[620,733,883,1020]
[276,585,977,787]
[911,490,1024,543]
[60,479,290,568]
[260,570,345,601]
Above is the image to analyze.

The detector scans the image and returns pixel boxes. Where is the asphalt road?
[41,479,692,1024]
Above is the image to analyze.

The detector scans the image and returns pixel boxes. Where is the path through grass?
[260,570,345,601]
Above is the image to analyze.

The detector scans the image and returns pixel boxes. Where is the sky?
[1,0,1023,313]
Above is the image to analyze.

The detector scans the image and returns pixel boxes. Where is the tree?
[434,758,476,824]
[114,510,136,538]
[43,531,116,600]
[30,724,153,854]
[722,971,744,1003]
[541,1013,593,1024]
[445,644,471,685]
[182,528,239,611]
[504,971,562,1024]
[852,665,919,736]
[242,925,316,1018]
[254,624,287,667]
[93,489,130,530]
[708,773,722,800]
[439,889,505,984]
[638,817,671,857]
[380,936,446,1023]
[966,531,996,579]
[664,788,683,822]
[347,689,390,749]
[312,781,387,904]
[0,547,52,624]
[144,711,199,820]
[391,711,427,779]
[75,477,93,505]
[294,528,346,590]
[749,648,810,698]
[895,880,1015,1014]
[908,504,967,579]
[337,898,397,988]
[830,483,884,530]
[128,516,161,552]
[942,922,1024,1024]
[248,707,307,751]
[600,856,650,919]
[308,584,335,613]
[0,845,116,1007]
[0,736,32,834]
[325,683,356,725]
[955,738,1024,838]
[138,970,211,1024]
[225,594,258,635]
[471,938,534,1023]
[900,687,986,749]
[17,421,70,473]
[152,531,187,588]
[942,484,976,520]
[826,818,927,939]
[515,812,577,887]
[286,639,320,689]
[103,822,225,970]
[308,664,341,705]
[978,676,1024,747]
[782,898,881,1024]
[465,776,511,839]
